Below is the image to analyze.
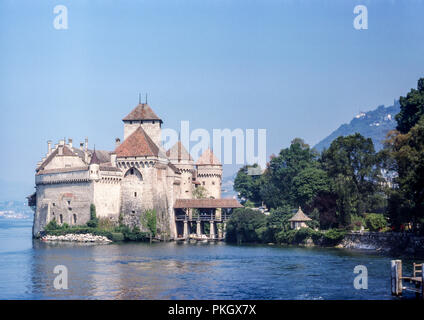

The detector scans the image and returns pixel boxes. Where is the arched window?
[73,214,77,224]
[59,214,63,224]
[124,167,143,181]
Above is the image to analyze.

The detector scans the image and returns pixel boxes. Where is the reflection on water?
[0,219,414,300]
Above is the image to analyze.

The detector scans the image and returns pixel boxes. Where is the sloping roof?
[174,198,243,209]
[288,207,312,222]
[90,150,100,165]
[37,146,77,172]
[195,148,221,165]
[115,126,160,157]
[166,141,193,161]
[122,103,162,122]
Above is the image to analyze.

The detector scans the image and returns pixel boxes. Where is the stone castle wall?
[33,181,93,236]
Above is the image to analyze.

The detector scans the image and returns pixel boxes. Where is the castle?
[31,100,242,239]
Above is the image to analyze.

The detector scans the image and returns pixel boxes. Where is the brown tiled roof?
[166,141,193,161]
[115,127,159,157]
[288,207,312,222]
[195,148,221,165]
[174,198,243,209]
[122,103,162,122]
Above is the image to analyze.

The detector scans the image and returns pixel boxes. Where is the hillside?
[314,101,400,152]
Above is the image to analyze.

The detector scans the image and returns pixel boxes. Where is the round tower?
[195,148,222,199]
[167,141,195,199]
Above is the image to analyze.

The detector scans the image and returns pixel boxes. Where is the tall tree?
[396,78,424,134]
[383,117,424,231]
[321,133,383,226]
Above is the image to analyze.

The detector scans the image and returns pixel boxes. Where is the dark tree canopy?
[396,78,424,134]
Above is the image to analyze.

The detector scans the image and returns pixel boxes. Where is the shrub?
[365,213,387,232]
[86,204,99,228]
[140,209,157,237]
[322,229,346,246]
[110,232,125,241]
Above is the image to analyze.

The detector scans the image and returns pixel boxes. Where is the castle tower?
[195,148,222,199]
[122,101,163,146]
[89,149,100,180]
[167,141,195,199]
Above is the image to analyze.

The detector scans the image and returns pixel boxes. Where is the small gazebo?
[289,207,312,230]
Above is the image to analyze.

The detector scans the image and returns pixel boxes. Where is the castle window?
[68,207,72,211]
[73,214,77,224]
[132,210,135,214]
[130,169,134,175]
[202,181,205,186]
[52,203,55,206]
[134,192,137,197]
[212,181,215,185]
[67,200,71,205]
[59,214,63,224]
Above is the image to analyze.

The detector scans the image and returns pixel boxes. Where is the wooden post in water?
[391,260,403,296]
[422,266,424,300]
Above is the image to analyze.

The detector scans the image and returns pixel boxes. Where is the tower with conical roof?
[195,148,222,199]
[122,100,163,146]
[167,141,195,199]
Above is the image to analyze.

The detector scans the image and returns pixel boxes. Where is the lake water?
[0,218,416,300]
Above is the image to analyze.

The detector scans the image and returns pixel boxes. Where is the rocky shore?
[339,231,424,257]
[41,234,112,243]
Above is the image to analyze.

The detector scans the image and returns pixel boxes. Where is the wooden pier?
[391,260,424,299]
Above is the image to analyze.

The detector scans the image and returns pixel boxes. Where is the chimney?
[115,138,121,149]
[79,142,84,151]
[59,139,65,146]
[47,140,52,155]
[58,145,63,155]
[111,153,117,167]
[84,138,88,151]
[68,138,73,149]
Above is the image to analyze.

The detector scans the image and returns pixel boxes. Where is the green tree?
[225,208,266,244]
[396,78,424,134]
[87,204,99,228]
[260,138,322,209]
[140,209,157,237]
[234,164,263,205]
[193,186,208,199]
[321,133,384,227]
[383,117,424,232]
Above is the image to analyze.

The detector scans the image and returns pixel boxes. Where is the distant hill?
[314,101,400,152]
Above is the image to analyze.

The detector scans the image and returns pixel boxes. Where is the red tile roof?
[195,148,221,165]
[174,198,243,209]
[122,103,162,122]
[115,127,160,157]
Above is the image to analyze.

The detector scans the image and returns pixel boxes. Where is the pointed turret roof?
[115,127,160,157]
[166,141,193,161]
[89,149,101,165]
[122,103,162,123]
[288,207,312,222]
[195,148,221,165]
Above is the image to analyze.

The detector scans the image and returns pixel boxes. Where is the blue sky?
[1,0,424,200]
